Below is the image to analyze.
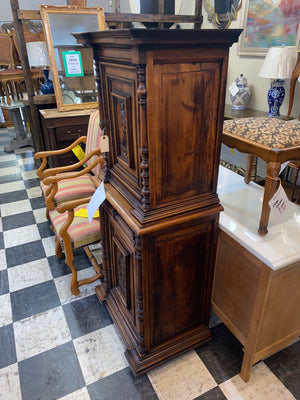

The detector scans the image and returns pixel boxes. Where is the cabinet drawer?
[56,124,87,142]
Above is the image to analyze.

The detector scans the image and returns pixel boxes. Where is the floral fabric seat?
[222,117,300,236]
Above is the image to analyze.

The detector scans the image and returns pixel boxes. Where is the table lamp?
[259,45,297,117]
[26,41,54,95]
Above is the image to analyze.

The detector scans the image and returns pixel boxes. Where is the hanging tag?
[279,160,290,175]
[72,145,85,161]
[100,135,110,152]
[268,183,289,217]
[230,148,234,155]
[87,182,106,223]
[229,82,239,97]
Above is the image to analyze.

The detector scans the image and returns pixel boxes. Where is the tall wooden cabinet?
[74,29,241,375]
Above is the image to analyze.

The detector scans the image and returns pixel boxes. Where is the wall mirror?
[40,5,105,111]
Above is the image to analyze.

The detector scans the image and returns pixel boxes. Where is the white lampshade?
[259,45,297,79]
[26,41,49,68]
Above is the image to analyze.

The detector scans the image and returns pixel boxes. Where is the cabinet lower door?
[98,201,220,375]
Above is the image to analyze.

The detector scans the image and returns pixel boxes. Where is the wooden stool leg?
[258,162,281,236]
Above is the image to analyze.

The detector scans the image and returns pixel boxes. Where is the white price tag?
[298,76,300,84]
[229,82,239,97]
[100,135,110,152]
[87,182,106,223]
[280,160,290,175]
[268,184,289,217]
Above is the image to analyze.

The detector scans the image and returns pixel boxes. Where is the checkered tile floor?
[0,126,299,400]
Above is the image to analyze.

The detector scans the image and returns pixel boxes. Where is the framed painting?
[238,0,300,56]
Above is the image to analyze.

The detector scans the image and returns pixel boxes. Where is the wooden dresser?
[75,29,241,375]
[39,108,92,168]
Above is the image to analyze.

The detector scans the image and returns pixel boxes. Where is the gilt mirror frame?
[40,5,105,112]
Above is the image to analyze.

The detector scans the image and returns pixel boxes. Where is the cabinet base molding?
[96,284,211,376]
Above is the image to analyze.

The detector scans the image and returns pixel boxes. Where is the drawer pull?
[78,129,82,133]
[112,210,119,219]
[67,130,71,134]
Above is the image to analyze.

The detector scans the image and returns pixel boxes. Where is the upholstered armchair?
[35,109,103,219]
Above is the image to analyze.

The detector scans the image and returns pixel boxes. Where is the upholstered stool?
[223,117,300,235]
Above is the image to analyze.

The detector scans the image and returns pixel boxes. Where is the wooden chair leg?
[55,236,63,259]
[258,161,281,236]
[245,155,257,184]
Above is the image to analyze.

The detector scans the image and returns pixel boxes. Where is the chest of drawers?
[39,108,91,168]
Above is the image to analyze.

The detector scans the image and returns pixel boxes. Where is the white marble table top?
[217,166,300,270]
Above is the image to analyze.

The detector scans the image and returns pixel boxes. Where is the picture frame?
[237,0,300,56]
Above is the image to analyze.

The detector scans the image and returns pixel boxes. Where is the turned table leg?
[258,161,281,236]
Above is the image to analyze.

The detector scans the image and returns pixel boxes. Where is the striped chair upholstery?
[49,205,100,251]
[49,201,102,296]
[41,110,102,208]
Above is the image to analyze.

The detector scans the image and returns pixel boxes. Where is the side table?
[2,101,32,153]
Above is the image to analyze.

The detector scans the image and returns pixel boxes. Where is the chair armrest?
[43,148,102,178]
[35,136,87,180]
[57,196,92,213]
[43,153,104,185]
[34,136,87,159]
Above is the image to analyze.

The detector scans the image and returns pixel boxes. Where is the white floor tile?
[33,207,48,224]
[14,306,71,362]
[0,218,2,233]
[14,146,34,155]
[26,186,42,199]
[219,362,296,400]
[8,258,52,292]
[42,236,56,257]
[73,325,128,385]
[54,267,99,305]
[0,166,20,176]
[0,181,25,194]
[148,351,217,400]
[0,154,17,162]
[0,293,12,327]
[18,157,35,166]
[3,225,40,248]
[0,363,22,400]
[0,249,7,270]
[0,199,32,217]
[57,387,90,400]
[21,170,38,180]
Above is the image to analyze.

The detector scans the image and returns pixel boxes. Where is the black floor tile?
[195,323,244,385]
[0,269,9,295]
[63,294,112,339]
[264,340,300,399]
[48,248,92,278]
[88,367,159,400]
[0,232,3,249]
[2,211,36,231]
[0,173,22,184]
[0,160,19,168]
[30,197,47,210]
[5,240,46,268]
[24,178,41,189]
[194,387,227,400]
[19,342,85,400]
[10,280,61,322]
[0,189,28,205]
[37,221,54,239]
[0,324,17,369]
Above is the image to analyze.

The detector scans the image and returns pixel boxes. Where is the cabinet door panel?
[103,66,140,195]
[151,62,221,206]
[146,219,216,347]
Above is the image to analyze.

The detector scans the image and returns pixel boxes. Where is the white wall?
[1,0,299,118]
[201,4,300,120]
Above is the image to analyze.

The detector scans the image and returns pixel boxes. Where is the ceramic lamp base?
[267,79,285,117]
[41,69,54,95]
